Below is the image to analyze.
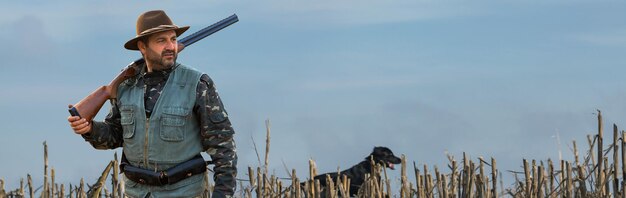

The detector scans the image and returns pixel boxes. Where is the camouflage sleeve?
[195,74,238,197]
[81,101,124,150]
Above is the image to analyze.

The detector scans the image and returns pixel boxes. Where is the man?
[68,10,237,198]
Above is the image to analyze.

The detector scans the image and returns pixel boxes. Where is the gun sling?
[120,154,207,186]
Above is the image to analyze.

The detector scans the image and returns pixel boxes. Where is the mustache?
[162,50,176,56]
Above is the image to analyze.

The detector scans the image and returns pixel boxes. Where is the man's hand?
[68,116,92,134]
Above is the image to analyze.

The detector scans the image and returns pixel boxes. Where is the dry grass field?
[1,111,624,198]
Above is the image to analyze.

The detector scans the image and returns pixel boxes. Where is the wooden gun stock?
[68,63,140,121]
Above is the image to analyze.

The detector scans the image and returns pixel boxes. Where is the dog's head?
[366,146,402,170]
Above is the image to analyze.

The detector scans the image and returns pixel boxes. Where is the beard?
[145,47,177,71]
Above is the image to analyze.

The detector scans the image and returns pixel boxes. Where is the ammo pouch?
[121,154,207,186]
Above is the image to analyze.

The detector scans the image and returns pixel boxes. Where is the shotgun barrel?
[68,14,239,122]
[180,14,238,48]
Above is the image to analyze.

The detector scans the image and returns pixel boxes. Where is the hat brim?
[124,26,190,50]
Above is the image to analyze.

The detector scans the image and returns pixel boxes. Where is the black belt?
[120,154,210,186]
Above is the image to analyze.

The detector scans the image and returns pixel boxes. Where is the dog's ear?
[366,147,379,161]
[370,147,386,161]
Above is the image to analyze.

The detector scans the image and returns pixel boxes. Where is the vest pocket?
[120,105,135,139]
[160,107,188,142]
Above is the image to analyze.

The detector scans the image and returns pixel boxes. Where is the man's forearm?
[206,135,237,196]
[81,121,124,150]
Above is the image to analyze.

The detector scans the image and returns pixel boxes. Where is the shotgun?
[68,14,238,122]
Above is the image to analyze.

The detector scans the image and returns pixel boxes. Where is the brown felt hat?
[124,10,190,50]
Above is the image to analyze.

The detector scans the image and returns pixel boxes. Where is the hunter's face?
[140,30,178,71]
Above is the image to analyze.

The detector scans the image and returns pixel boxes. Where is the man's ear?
[137,40,146,53]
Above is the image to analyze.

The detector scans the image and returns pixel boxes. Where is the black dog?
[305,146,402,196]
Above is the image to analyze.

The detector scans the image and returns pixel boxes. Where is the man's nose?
[165,40,177,50]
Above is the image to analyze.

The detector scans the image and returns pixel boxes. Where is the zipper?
[144,118,150,166]
[143,84,149,166]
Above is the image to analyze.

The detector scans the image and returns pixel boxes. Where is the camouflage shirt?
[83,64,238,197]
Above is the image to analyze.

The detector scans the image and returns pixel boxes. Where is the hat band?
[138,24,180,36]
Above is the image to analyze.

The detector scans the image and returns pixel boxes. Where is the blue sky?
[1,0,626,192]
